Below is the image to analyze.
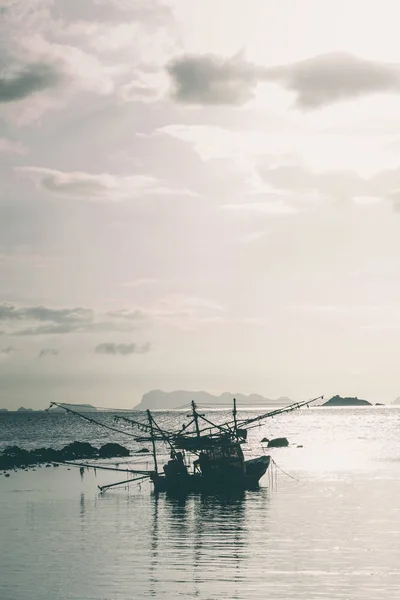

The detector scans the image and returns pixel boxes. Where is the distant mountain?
[322,395,371,407]
[17,406,34,412]
[50,403,98,412]
[134,390,292,410]
[0,408,8,412]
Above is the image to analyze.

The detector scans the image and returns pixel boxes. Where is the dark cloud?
[38,348,59,358]
[167,54,260,105]
[0,62,63,103]
[41,176,108,197]
[0,304,93,324]
[95,342,151,355]
[0,303,139,336]
[16,167,113,200]
[14,321,136,336]
[167,52,400,108]
[266,53,400,109]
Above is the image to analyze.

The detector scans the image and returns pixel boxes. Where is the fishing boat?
[148,400,271,493]
[48,395,323,494]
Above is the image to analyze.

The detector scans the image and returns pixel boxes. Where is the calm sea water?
[1,406,400,600]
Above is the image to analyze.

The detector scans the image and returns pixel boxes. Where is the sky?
[2,0,400,408]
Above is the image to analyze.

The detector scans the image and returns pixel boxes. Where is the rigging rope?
[271,458,299,482]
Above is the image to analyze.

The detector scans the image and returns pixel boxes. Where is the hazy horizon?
[2,1,400,409]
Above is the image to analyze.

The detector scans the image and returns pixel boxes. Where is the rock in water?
[99,443,130,458]
[59,441,98,460]
[267,437,289,448]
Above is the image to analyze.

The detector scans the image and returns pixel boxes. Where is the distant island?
[134,390,292,410]
[50,403,98,412]
[322,395,372,407]
[0,407,41,413]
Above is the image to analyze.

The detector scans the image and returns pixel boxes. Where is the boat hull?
[151,455,270,494]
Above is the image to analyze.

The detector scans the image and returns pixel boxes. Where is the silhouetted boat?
[49,395,323,494]
[150,408,271,493]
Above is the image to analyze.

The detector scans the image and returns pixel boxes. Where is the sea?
[1,405,400,600]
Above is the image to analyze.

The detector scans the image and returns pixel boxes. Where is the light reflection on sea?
[1,407,400,599]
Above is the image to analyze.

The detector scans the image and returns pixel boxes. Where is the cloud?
[167,52,400,109]
[167,53,260,105]
[266,53,400,109]
[13,322,138,336]
[0,303,93,335]
[0,138,27,155]
[38,348,59,357]
[108,309,149,321]
[108,295,226,330]
[93,0,171,21]
[158,124,399,176]
[95,342,151,355]
[0,62,63,103]
[0,304,93,323]
[16,167,194,201]
[0,296,225,337]
[258,164,367,199]
[0,303,139,336]
[257,162,400,207]
[0,0,174,122]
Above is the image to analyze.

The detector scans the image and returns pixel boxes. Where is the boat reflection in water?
[149,489,266,600]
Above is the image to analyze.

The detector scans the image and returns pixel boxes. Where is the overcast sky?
[2,0,400,409]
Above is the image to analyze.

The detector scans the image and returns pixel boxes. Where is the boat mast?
[191,400,201,438]
[233,398,238,436]
[147,409,158,473]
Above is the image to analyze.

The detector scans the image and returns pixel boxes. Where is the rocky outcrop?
[0,441,130,471]
[322,395,371,406]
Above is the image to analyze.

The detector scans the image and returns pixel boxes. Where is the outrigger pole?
[60,460,151,475]
[98,475,150,493]
[234,395,324,431]
[47,401,148,440]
